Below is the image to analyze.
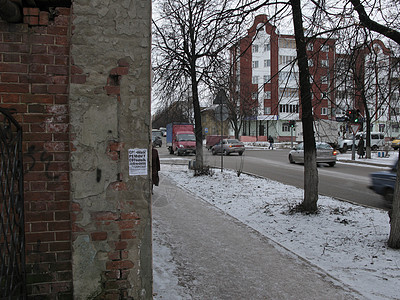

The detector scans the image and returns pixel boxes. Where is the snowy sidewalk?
[152,175,361,300]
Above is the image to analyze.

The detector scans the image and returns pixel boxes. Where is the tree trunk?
[191,76,204,169]
[388,154,400,248]
[290,0,318,212]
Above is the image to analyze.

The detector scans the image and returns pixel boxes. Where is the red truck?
[166,123,196,155]
[206,135,228,150]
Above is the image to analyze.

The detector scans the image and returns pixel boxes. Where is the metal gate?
[0,108,26,299]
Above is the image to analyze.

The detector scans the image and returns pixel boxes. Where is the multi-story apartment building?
[230,14,399,143]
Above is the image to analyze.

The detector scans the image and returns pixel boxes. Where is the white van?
[338,132,385,153]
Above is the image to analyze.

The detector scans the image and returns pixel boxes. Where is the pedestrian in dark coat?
[268,135,274,150]
[357,136,365,158]
[152,144,160,189]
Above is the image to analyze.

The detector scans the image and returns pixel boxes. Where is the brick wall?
[0,7,72,298]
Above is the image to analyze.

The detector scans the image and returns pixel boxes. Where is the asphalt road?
[158,142,392,210]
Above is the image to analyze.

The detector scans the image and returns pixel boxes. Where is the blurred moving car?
[288,142,337,167]
[369,161,397,203]
[152,130,163,147]
[391,136,400,150]
[211,139,245,156]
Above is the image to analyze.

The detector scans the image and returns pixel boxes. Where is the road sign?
[215,105,229,121]
[213,89,228,105]
[350,124,360,135]
[205,128,208,134]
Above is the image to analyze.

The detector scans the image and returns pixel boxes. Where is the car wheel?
[342,144,348,153]
[289,154,295,164]
[239,152,243,156]
[169,148,174,154]
[328,162,336,167]
[372,145,378,151]
[384,188,394,203]
[212,149,216,155]
[393,146,398,150]
[223,149,228,156]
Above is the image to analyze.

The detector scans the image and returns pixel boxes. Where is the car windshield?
[316,143,333,150]
[177,134,195,142]
[152,131,162,138]
[227,139,240,144]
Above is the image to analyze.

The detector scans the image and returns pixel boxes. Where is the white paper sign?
[129,149,148,176]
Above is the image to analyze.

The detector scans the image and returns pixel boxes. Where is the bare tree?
[153,0,267,170]
[343,0,400,248]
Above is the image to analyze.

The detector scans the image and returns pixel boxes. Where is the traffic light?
[289,120,296,128]
[345,109,361,123]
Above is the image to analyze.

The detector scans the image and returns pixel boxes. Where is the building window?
[252,92,258,99]
[308,59,313,67]
[279,55,297,65]
[264,91,271,99]
[264,59,271,67]
[279,38,296,49]
[252,44,259,53]
[321,107,328,115]
[264,43,270,52]
[321,75,328,84]
[279,88,299,98]
[282,124,290,132]
[307,43,313,51]
[279,104,299,113]
[264,106,271,114]
[321,45,330,52]
[263,75,271,83]
[321,59,329,67]
[252,76,259,84]
[252,60,259,68]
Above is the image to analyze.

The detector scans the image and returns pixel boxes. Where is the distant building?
[230,14,399,143]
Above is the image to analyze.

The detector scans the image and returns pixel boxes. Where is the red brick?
[0,63,28,73]
[56,8,71,16]
[3,33,22,43]
[29,64,45,74]
[22,94,54,104]
[114,241,127,250]
[47,182,69,191]
[106,260,134,270]
[92,212,118,221]
[32,44,47,54]
[30,54,54,64]
[23,16,39,25]
[31,84,48,94]
[48,221,70,231]
[1,73,19,82]
[49,242,70,251]
[26,232,55,243]
[3,53,20,62]
[24,191,54,202]
[110,67,128,76]
[47,26,68,36]
[0,43,29,53]
[91,232,108,241]
[56,36,68,45]
[105,86,120,95]
[120,231,136,240]
[30,35,54,45]
[30,222,48,233]
[48,45,69,55]
[56,231,71,241]
[55,55,68,65]
[117,220,135,229]
[2,94,19,103]
[46,65,68,75]
[48,84,68,94]
[0,83,29,93]
[23,7,40,16]
[39,12,49,26]
[44,142,68,151]
[55,211,70,221]
[121,212,140,220]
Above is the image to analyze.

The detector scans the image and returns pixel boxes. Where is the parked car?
[211,139,245,156]
[288,142,338,167]
[152,130,162,147]
[338,132,385,153]
[369,161,397,203]
[391,135,400,150]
